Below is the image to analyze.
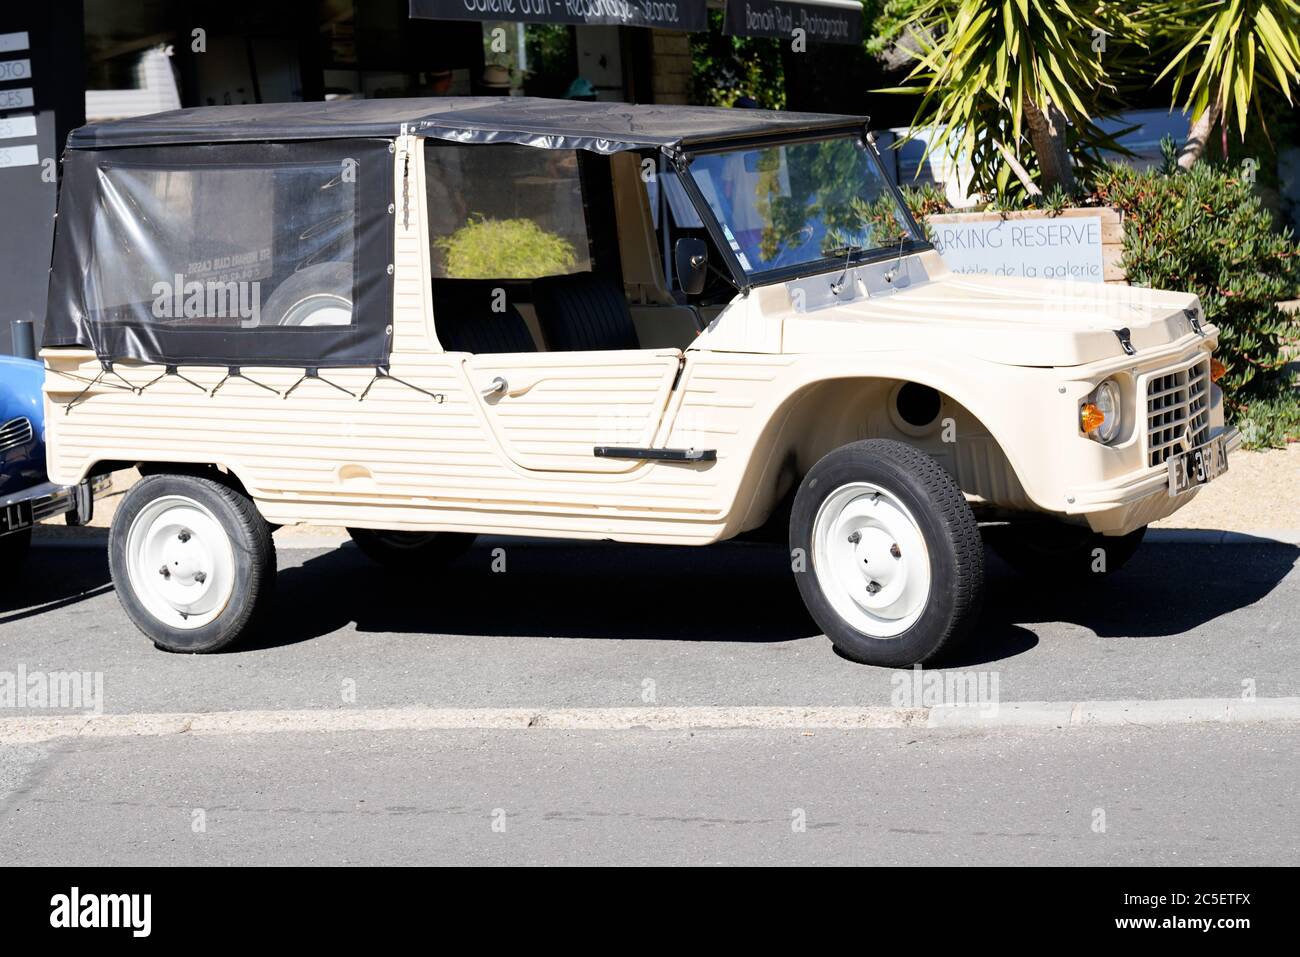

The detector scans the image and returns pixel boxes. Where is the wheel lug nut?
[178,530,191,543]
[159,565,170,579]
[866,580,881,594]
[847,531,861,544]
[193,571,206,584]
[890,543,901,558]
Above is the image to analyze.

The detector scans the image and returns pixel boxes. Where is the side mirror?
[674,238,708,296]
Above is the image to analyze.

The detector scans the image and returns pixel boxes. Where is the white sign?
[0,113,36,140]
[930,215,1106,283]
[0,32,29,54]
[0,87,34,111]
[0,143,39,168]
[0,58,32,81]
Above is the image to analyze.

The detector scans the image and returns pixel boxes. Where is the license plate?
[0,498,33,534]
[1167,435,1229,496]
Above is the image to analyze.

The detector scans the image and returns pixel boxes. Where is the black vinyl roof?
[67,96,870,153]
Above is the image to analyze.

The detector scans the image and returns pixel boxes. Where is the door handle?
[482,376,537,398]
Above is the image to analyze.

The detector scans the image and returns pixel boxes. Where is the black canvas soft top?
[66,96,870,154]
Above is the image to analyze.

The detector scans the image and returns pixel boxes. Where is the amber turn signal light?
[1080,402,1106,434]
[1210,357,1227,382]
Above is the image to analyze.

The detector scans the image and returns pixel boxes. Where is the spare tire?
[262,262,353,328]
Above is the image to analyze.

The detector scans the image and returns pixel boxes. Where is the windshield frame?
[674,130,932,293]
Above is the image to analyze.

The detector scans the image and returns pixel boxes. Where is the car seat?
[432,281,537,354]
[532,273,639,352]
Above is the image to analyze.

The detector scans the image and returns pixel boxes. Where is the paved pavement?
[2,538,1297,711]
[2,537,1297,865]
[1,724,1295,866]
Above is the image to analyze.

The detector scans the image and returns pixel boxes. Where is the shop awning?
[408,0,707,31]
[724,0,863,45]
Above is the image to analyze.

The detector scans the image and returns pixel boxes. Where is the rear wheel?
[985,522,1146,578]
[109,473,275,653]
[791,439,984,667]
[346,528,476,570]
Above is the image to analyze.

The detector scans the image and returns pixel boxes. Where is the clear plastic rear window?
[425,143,592,280]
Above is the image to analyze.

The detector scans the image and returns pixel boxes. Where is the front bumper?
[1065,426,1240,535]
[0,476,109,535]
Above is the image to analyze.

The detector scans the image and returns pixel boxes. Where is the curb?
[30,528,1300,550]
[2,698,1297,744]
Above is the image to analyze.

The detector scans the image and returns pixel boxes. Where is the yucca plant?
[883,0,1142,199]
[1152,0,1300,168]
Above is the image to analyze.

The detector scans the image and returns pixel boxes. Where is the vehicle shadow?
[250,535,1298,665]
[250,540,822,651]
[979,537,1300,641]
[249,538,1036,665]
[0,544,113,625]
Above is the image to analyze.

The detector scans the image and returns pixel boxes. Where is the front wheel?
[109,473,276,653]
[791,439,984,667]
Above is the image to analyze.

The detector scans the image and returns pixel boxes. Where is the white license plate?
[1167,435,1229,496]
[1,499,33,534]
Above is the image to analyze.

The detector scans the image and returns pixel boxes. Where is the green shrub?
[1093,162,1300,411]
[1236,372,1300,449]
[435,216,577,280]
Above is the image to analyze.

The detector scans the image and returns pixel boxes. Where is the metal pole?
[11,320,36,360]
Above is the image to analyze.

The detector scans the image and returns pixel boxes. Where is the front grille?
[1146,360,1211,468]
[0,416,34,453]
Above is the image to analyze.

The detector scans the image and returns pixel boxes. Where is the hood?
[785,268,1206,367]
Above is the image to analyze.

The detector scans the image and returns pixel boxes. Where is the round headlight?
[1087,379,1123,444]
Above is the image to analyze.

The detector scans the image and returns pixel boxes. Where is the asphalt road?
[2,537,1297,866]
[1,537,1297,712]
[1,724,1295,866]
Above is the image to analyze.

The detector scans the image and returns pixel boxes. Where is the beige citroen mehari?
[40,98,1237,666]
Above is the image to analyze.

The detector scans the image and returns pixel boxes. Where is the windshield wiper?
[883,233,909,285]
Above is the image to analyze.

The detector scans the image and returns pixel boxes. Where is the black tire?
[0,529,32,580]
[262,262,353,327]
[790,439,984,667]
[346,527,476,570]
[109,473,275,653]
[985,522,1146,578]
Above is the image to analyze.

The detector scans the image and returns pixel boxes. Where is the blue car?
[1,355,101,574]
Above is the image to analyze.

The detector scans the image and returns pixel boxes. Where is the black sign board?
[409,0,707,31]
[723,0,863,46]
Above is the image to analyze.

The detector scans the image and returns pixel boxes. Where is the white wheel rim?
[124,495,237,630]
[278,294,352,327]
[810,481,931,639]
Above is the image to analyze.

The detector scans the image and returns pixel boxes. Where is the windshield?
[686,136,922,278]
